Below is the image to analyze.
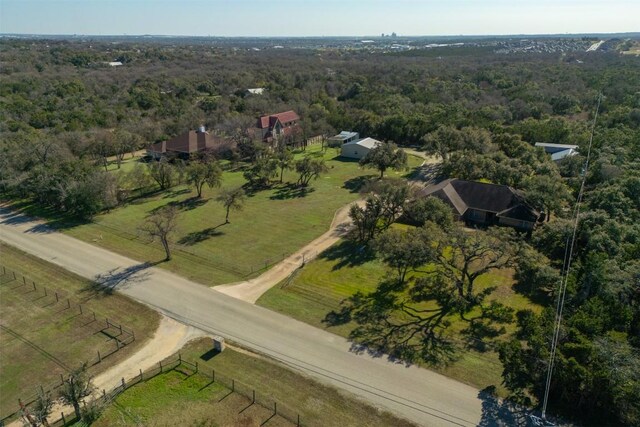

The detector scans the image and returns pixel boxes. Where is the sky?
[1,0,638,37]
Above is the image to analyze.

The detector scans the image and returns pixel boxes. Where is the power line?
[541,92,602,421]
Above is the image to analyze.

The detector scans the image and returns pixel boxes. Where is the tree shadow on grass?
[512,280,553,307]
[82,262,157,298]
[325,279,458,367]
[319,240,375,270]
[269,183,315,200]
[346,324,458,367]
[241,182,270,198]
[162,188,191,199]
[150,197,208,214]
[342,175,376,193]
[0,203,88,232]
[178,225,225,246]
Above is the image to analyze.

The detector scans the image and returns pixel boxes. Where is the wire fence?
[0,265,137,425]
[5,354,302,427]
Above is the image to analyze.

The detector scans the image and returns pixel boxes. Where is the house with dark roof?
[419,179,542,230]
[254,110,301,144]
[147,126,220,159]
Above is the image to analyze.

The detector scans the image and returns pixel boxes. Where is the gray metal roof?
[330,131,359,140]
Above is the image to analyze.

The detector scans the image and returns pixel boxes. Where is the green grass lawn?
[0,243,160,418]
[93,369,292,427]
[257,239,542,396]
[93,338,415,427]
[21,144,423,286]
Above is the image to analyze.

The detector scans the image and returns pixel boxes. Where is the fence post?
[139,369,143,381]
[115,339,120,350]
[93,311,96,321]
[298,414,300,426]
[13,271,17,280]
[79,304,83,315]
[118,324,122,335]
[97,350,101,362]
[55,292,59,302]
[66,298,70,309]
[44,287,47,297]
[274,402,277,415]
[159,360,163,372]
[60,374,64,385]
[32,281,36,291]
[22,275,26,284]
[252,390,255,403]
[131,330,135,340]
[121,377,125,390]
[232,379,235,392]
[103,389,107,399]
[61,412,66,424]
[195,361,198,373]
[212,369,215,382]
[106,318,109,328]
[178,353,182,364]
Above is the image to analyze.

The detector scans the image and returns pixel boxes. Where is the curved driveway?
[0,208,482,427]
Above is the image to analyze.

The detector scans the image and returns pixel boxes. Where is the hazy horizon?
[1,0,638,38]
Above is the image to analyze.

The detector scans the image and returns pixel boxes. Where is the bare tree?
[32,389,53,426]
[216,187,246,223]
[140,205,178,260]
[58,363,95,422]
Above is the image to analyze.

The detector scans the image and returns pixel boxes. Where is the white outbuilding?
[340,137,382,160]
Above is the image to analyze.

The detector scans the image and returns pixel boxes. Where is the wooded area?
[0,38,638,425]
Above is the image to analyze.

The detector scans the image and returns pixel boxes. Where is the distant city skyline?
[1,0,638,37]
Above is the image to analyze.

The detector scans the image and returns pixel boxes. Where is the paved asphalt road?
[0,208,485,427]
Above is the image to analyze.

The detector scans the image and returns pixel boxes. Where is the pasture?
[0,243,159,419]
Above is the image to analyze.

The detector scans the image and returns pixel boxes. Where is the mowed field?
[37,144,423,286]
[0,243,160,419]
[257,239,542,395]
[93,338,416,427]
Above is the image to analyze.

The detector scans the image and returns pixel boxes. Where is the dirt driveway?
[215,200,364,303]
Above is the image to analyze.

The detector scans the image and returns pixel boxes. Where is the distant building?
[107,61,123,67]
[254,111,301,144]
[340,137,382,160]
[328,131,360,145]
[246,88,265,95]
[420,179,542,231]
[534,143,579,161]
[147,126,220,159]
